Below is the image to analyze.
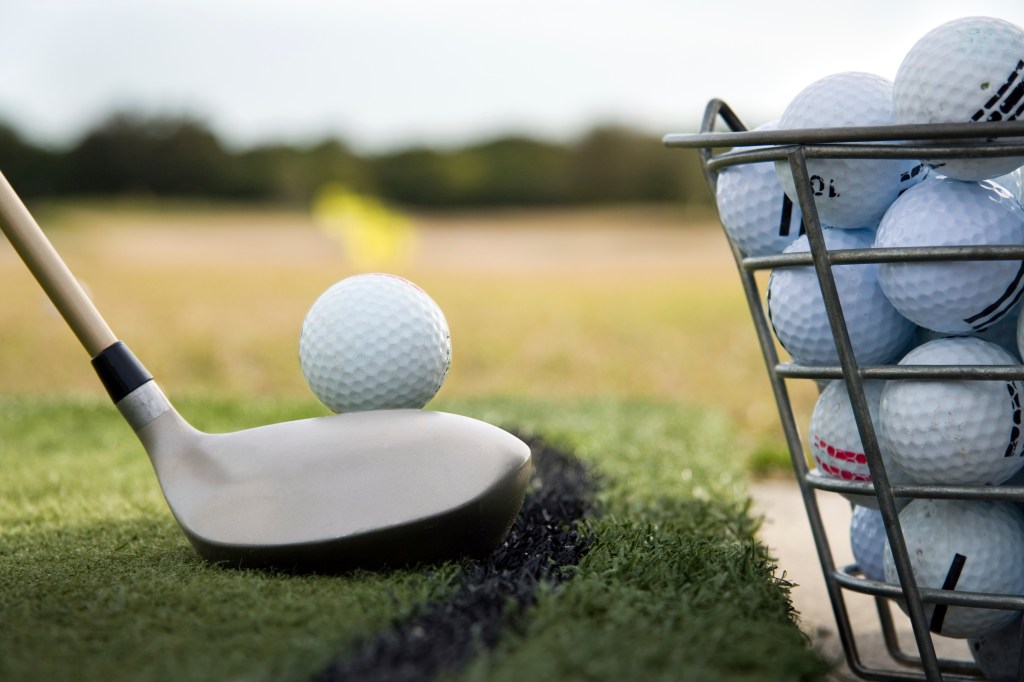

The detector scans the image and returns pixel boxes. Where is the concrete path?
[750,480,971,680]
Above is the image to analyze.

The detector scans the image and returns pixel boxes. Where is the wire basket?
[665,101,1024,682]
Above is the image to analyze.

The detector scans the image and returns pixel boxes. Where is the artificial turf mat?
[316,436,596,681]
[0,395,832,681]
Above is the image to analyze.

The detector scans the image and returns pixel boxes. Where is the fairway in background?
[0,201,809,449]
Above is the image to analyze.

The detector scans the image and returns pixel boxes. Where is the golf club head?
[0,172,532,573]
[119,380,532,572]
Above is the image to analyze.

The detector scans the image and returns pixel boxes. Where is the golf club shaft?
[0,170,117,357]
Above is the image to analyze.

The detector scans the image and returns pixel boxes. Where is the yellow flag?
[312,184,416,269]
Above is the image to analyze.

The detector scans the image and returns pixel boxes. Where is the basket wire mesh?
[665,101,1024,681]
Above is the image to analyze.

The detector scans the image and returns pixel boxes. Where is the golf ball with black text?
[775,71,925,229]
[299,273,451,412]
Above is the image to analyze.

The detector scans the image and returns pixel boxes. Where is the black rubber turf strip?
[313,434,598,682]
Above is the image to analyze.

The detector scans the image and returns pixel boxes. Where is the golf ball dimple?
[883,498,1024,639]
[879,337,1024,486]
[850,505,887,583]
[874,176,1024,334]
[917,301,1023,361]
[810,379,911,509]
[299,273,451,413]
[894,16,1024,181]
[993,166,1024,203]
[715,121,805,257]
[766,228,916,366]
[775,71,925,229]
[969,615,1024,680]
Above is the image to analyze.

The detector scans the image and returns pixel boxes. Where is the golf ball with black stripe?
[894,16,1024,181]
[883,498,1024,639]
[875,176,1024,334]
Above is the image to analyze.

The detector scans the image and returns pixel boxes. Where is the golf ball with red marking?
[879,337,1024,486]
[883,498,1024,639]
[894,16,1024,181]
[810,379,911,509]
[300,273,451,412]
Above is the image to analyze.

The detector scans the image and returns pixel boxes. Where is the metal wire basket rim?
[663,119,1024,149]
[744,245,1024,271]
[704,142,1024,172]
[777,363,1024,381]
[805,471,1024,501]
[835,564,1024,610]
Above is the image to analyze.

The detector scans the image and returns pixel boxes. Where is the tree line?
[0,113,710,209]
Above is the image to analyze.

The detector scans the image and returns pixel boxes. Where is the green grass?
[0,394,830,682]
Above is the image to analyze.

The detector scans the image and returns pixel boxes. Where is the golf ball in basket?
[715,121,805,257]
[810,379,910,509]
[917,302,1023,361]
[894,16,1024,181]
[883,498,1024,639]
[969,615,1024,681]
[875,176,1024,334]
[1017,303,1024,359]
[299,273,451,412]
[850,505,887,583]
[775,71,926,229]
[993,166,1024,203]
[879,337,1024,486]
[767,228,916,366]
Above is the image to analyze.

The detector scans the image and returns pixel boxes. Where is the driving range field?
[0,202,830,681]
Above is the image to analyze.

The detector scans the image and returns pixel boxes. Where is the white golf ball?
[875,176,1024,334]
[883,498,1024,639]
[716,121,805,257]
[810,379,911,509]
[299,273,451,413]
[917,301,1023,361]
[775,71,926,229]
[1017,303,1024,360]
[850,505,887,583]
[993,166,1024,203]
[894,16,1024,181]
[969,614,1024,680]
[767,228,916,366]
[879,337,1024,486]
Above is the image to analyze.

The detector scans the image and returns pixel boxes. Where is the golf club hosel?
[91,341,171,431]
[115,381,174,433]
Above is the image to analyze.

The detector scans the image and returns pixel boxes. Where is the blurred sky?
[1,0,1022,152]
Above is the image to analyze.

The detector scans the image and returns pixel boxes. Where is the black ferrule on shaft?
[91,341,153,403]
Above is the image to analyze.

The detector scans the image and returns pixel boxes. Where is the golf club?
[0,170,532,572]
